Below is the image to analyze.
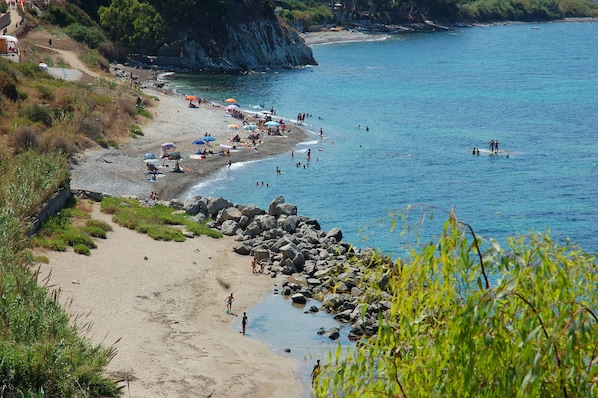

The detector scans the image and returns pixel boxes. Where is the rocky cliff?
[132,18,317,73]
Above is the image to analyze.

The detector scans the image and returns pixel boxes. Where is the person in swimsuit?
[242,312,248,335]
[225,293,234,313]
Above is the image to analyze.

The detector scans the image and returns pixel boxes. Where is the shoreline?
[60,76,318,396]
[70,90,309,202]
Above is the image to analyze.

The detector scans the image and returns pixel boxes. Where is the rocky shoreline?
[122,193,391,343]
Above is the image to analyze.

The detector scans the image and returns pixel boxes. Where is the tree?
[98,0,164,49]
[314,214,598,397]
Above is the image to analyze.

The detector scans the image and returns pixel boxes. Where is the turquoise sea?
[163,21,598,392]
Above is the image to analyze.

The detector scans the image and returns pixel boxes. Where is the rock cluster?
[178,194,394,341]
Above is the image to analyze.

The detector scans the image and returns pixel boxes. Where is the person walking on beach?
[241,312,248,335]
[225,293,234,314]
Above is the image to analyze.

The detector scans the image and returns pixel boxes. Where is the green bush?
[315,216,598,397]
[86,219,113,232]
[18,104,53,127]
[83,225,107,239]
[43,3,95,27]
[65,23,104,49]
[129,123,144,136]
[135,106,153,119]
[73,243,91,255]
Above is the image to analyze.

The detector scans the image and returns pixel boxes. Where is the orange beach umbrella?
[224,98,237,103]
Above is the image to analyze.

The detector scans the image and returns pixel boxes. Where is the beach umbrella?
[144,153,157,159]
[203,136,216,142]
[192,139,206,145]
[228,124,240,129]
[225,104,239,111]
[265,121,279,127]
[243,124,258,130]
[251,105,263,110]
[185,95,198,101]
[161,142,176,149]
[225,98,237,103]
[144,158,160,163]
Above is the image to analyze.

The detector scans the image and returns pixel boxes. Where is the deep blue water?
[163,21,598,391]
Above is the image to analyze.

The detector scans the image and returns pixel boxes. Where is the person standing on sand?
[241,312,248,335]
[225,293,234,314]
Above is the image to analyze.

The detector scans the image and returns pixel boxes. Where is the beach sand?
[70,92,309,201]
[39,89,312,396]
[36,29,383,395]
[38,203,303,397]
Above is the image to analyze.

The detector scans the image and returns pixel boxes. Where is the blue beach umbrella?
[203,136,216,142]
[265,121,279,127]
[243,124,258,130]
[192,139,206,145]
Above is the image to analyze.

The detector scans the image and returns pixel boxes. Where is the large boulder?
[291,293,307,305]
[217,207,242,224]
[268,196,297,217]
[221,220,241,236]
[325,228,343,242]
[207,197,233,216]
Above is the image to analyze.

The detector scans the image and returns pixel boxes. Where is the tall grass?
[0,154,121,397]
[0,151,70,219]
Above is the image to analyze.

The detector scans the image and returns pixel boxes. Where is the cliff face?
[142,18,317,73]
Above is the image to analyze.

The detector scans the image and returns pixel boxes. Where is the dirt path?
[35,44,102,78]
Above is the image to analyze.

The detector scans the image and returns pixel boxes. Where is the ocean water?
[163,21,598,391]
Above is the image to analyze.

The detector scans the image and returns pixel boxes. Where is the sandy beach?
[39,84,315,396]
[38,203,304,398]
[36,29,384,397]
[70,91,309,201]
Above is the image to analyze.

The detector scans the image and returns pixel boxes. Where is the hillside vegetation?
[0,2,596,397]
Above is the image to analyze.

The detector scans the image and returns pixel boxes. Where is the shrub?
[18,104,53,127]
[43,3,94,27]
[86,219,113,232]
[119,98,136,117]
[0,70,19,102]
[135,107,153,119]
[73,244,91,255]
[38,133,77,156]
[36,85,55,101]
[12,126,40,153]
[59,230,97,249]
[129,124,143,136]
[65,23,104,49]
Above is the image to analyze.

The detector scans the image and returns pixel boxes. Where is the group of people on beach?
[224,292,248,335]
[488,139,500,152]
[296,112,311,125]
